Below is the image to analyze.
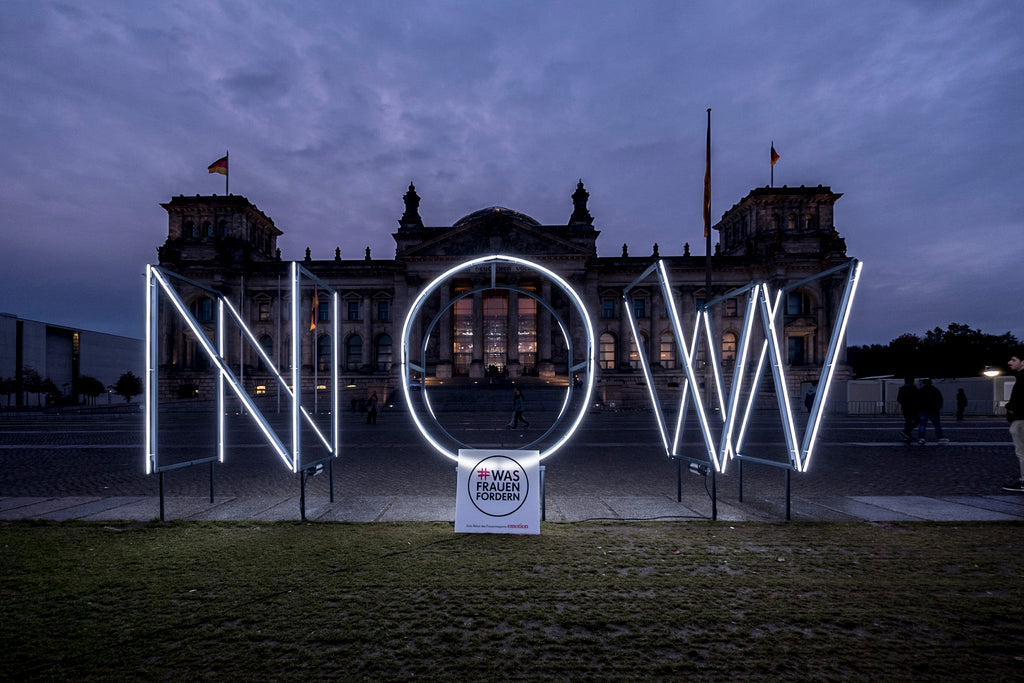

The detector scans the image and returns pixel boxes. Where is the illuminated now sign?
[145,263,339,476]
[623,259,862,474]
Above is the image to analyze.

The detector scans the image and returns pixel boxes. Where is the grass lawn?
[2,520,1022,681]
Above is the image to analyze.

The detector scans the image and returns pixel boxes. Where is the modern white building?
[0,313,143,408]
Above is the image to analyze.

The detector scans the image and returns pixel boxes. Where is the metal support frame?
[624,258,862,521]
[145,264,341,521]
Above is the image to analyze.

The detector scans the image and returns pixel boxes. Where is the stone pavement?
[1,406,1023,523]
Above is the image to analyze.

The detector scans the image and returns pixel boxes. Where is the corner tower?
[158,195,282,267]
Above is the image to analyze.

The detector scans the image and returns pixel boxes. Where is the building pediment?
[395,207,595,260]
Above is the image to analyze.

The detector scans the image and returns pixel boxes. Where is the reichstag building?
[154,181,853,407]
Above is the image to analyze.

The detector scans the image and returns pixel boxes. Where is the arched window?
[628,332,648,370]
[258,335,273,371]
[346,335,362,372]
[376,334,392,372]
[722,331,737,364]
[659,331,676,369]
[316,334,332,373]
[599,332,616,370]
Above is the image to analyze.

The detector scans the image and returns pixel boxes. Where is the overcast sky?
[2,0,1022,347]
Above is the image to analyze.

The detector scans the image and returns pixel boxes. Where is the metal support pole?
[209,460,215,504]
[786,468,791,521]
[540,465,546,522]
[159,471,165,522]
[329,459,335,503]
[738,459,744,502]
[676,458,682,502]
[711,468,718,521]
[300,470,307,521]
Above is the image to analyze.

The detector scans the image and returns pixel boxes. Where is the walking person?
[916,379,948,445]
[1002,351,1024,492]
[507,386,529,429]
[366,392,378,425]
[956,388,968,421]
[896,377,919,441]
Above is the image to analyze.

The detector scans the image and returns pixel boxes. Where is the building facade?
[0,313,143,408]
[155,182,854,406]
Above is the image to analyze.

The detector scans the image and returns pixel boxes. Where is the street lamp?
[982,366,1001,416]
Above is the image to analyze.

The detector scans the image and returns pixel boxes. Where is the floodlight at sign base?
[400,254,595,462]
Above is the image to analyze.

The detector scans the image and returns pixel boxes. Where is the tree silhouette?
[21,366,42,407]
[78,376,106,406]
[849,324,1020,378]
[113,371,143,404]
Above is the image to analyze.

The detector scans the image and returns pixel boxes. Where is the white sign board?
[456,449,540,535]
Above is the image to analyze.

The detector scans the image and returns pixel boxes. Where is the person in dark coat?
[896,377,919,441]
[956,388,968,421]
[506,387,529,429]
[1002,350,1024,492]
[916,379,947,445]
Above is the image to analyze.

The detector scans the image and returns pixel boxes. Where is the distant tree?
[21,366,42,407]
[40,378,61,407]
[848,324,1020,378]
[78,376,106,406]
[0,376,15,409]
[113,371,143,404]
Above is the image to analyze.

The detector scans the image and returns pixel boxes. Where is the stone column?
[507,289,520,378]
[537,281,554,378]
[470,290,484,379]
[651,287,662,368]
[436,285,453,378]
[361,292,372,371]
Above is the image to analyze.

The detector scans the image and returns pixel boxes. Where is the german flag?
[207,155,228,175]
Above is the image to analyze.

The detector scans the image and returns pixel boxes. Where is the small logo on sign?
[468,455,530,517]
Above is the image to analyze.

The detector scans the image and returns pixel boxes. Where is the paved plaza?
[1,399,1023,524]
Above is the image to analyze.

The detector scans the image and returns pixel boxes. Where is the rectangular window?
[258,302,271,321]
[318,301,330,322]
[725,298,738,317]
[348,302,359,321]
[788,336,806,366]
[378,301,389,321]
[787,292,810,316]
[602,299,615,319]
[633,299,646,319]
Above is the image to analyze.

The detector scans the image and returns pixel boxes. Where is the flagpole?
[225,150,229,195]
[702,107,717,521]
[704,108,712,297]
[770,141,774,188]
